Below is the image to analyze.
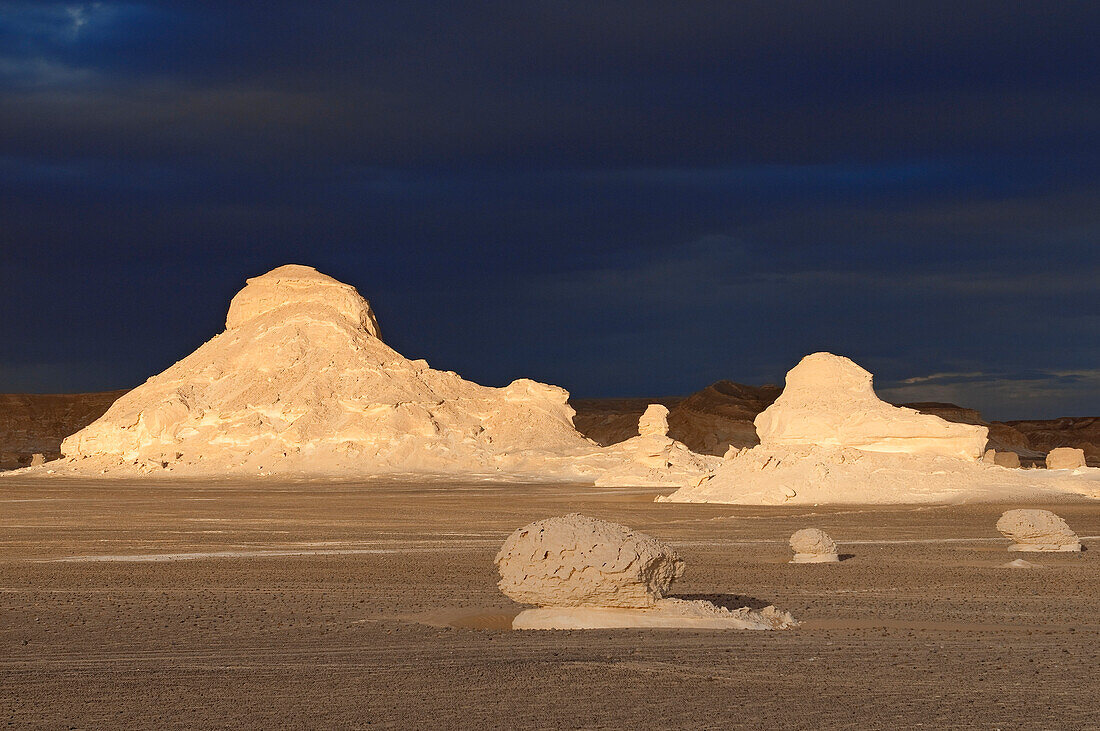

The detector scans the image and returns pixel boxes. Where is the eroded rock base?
[512,598,797,630]
[790,553,840,564]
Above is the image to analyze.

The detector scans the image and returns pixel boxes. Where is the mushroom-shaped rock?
[789,528,840,563]
[497,513,798,630]
[1046,447,1086,470]
[996,509,1081,552]
[495,514,684,608]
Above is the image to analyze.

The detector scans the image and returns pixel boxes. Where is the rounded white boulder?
[789,528,840,563]
[495,513,685,608]
[995,509,1081,552]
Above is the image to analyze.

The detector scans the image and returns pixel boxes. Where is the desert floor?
[2,478,1099,729]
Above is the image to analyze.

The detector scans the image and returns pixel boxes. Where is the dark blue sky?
[2,1,1098,420]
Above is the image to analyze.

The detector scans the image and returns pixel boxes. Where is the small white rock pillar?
[1046,447,1086,470]
[789,528,840,563]
[996,509,1081,552]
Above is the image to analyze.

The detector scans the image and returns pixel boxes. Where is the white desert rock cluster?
[595,405,719,488]
[660,353,1100,505]
[996,509,1082,552]
[496,514,797,630]
[50,265,620,479]
[789,528,839,563]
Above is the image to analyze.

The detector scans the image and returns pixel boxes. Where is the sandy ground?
[2,478,1099,729]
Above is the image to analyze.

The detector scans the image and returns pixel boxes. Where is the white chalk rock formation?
[55,265,611,478]
[789,528,839,563]
[29,453,45,467]
[1047,447,1086,470]
[754,353,988,459]
[595,405,719,487]
[996,509,1082,552]
[659,353,1100,505]
[496,514,797,630]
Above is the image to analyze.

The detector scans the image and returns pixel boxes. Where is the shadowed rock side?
[32,265,617,479]
[0,391,127,469]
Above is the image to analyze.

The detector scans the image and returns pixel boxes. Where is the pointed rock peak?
[224,264,381,337]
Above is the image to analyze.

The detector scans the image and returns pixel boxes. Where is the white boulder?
[789,528,839,563]
[996,509,1081,552]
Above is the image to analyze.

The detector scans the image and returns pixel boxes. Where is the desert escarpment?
[0,391,126,469]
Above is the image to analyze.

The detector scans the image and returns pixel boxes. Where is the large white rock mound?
[996,509,1081,552]
[659,353,1100,505]
[755,353,988,459]
[497,513,797,630]
[55,265,609,478]
[495,514,684,608]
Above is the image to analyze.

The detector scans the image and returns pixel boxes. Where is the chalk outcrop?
[996,509,1082,552]
[755,353,988,459]
[595,405,719,487]
[1046,447,1087,470]
[789,528,839,563]
[50,265,613,478]
[660,353,1100,505]
[496,514,797,630]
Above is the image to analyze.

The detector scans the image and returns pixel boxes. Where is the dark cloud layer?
[2,1,1098,420]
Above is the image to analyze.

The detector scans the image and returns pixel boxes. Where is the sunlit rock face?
[1046,447,1086,470]
[224,264,382,336]
[58,265,607,477]
[754,353,988,460]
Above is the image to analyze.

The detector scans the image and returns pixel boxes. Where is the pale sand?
[2,477,1099,728]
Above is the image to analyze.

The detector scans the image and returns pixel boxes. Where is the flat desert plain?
[2,479,1099,729]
